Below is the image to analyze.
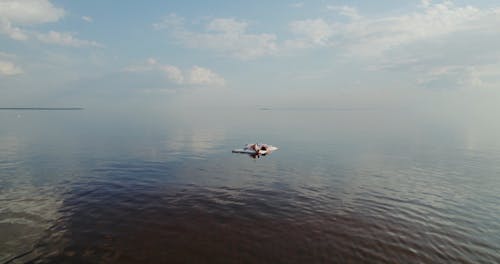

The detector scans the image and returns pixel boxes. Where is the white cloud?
[154,14,277,60]
[0,60,23,76]
[161,65,184,84]
[375,3,495,52]
[291,2,304,8]
[152,13,184,30]
[125,59,225,87]
[151,1,500,93]
[124,58,157,72]
[0,0,65,25]
[188,66,225,86]
[418,63,500,89]
[36,31,102,47]
[338,2,489,57]
[289,19,332,46]
[0,0,100,48]
[0,19,28,40]
[289,1,500,57]
[206,18,247,33]
[327,5,361,20]
[285,1,500,90]
[147,58,157,65]
[81,16,93,23]
[124,58,165,73]
[418,65,466,86]
[421,0,432,9]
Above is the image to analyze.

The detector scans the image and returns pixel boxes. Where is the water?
[1,108,499,263]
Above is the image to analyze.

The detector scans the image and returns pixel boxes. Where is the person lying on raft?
[247,143,269,153]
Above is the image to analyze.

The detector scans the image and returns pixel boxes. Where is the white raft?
[232,144,278,155]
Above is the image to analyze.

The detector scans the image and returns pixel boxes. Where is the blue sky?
[1,0,500,113]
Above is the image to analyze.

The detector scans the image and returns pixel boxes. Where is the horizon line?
[0,107,84,110]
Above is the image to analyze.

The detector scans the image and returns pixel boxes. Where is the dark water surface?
[1,109,499,263]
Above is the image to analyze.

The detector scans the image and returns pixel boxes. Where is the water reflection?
[1,109,500,263]
[0,184,63,263]
[232,151,275,160]
[21,173,500,263]
[162,128,225,158]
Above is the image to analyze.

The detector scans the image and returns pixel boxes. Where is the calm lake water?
[1,108,499,263]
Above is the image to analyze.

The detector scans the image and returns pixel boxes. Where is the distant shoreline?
[0,108,84,110]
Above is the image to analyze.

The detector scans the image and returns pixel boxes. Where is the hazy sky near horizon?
[1,0,500,114]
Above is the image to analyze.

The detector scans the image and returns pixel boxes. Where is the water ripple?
[3,167,492,264]
[2,119,500,263]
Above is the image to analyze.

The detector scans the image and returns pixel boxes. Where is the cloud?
[151,2,500,91]
[0,60,23,76]
[160,65,184,84]
[0,19,28,40]
[126,59,189,85]
[420,0,432,9]
[123,58,158,72]
[206,18,247,33]
[418,63,500,89]
[153,13,184,30]
[327,5,361,20]
[157,2,489,59]
[188,66,225,86]
[0,0,62,40]
[285,1,500,89]
[418,65,470,87]
[288,19,332,47]
[156,1,498,61]
[0,0,65,25]
[288,1,500,57]
[81,16,93,23]
[125,59,225,87]
[154,14,277,60]
[36,31,103,47]
[337,2,491,57]
[290,2,304,8]
[0,0,100,48]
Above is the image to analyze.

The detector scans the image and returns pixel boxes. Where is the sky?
[1,0,500,117]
